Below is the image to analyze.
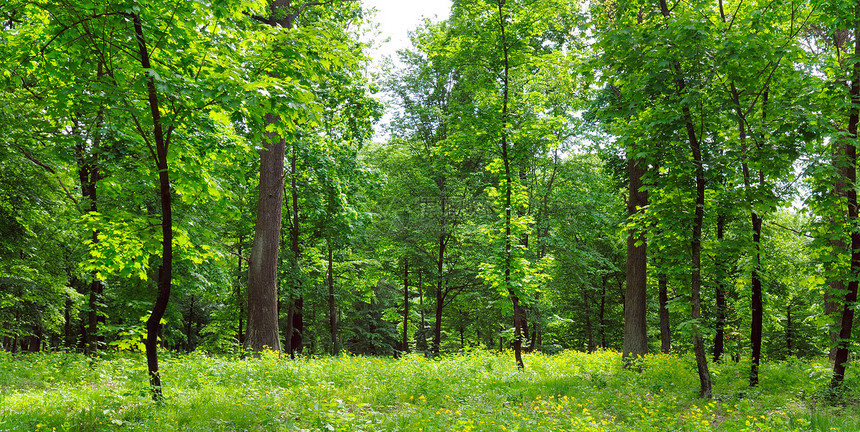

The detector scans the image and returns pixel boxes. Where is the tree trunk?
[433,281,444,355]
[785,300,793,357]
[328,243,338,355]
[81,168,103,354]
[185,295,195,351]
[623,154,649,362]
[661,0,711,397]
[288,146,303,356]
[245,112,286,354]
[584,287,594,353]
[749,212,763,386]
[433,227,446,355]
[494,0,524,371]
[827,137,850,363]
[729,79,765,387]
[236,237,245,346]
[713,214,726,362]
[831,3,860,392]
[245,0,307,356]
[416,269,428,352]
[658,273,671,354]
[131,12,174,401]
[402,259,409,354]
[601,278,610,348]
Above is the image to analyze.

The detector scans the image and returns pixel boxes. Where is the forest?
[1,0,860,428]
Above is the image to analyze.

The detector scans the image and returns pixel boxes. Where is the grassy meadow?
[0,349,858,431]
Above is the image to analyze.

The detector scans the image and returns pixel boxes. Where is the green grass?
[0,349,857,431]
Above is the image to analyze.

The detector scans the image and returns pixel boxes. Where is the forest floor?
[0,349,857,431]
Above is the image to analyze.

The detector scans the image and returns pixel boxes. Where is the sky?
[360,0,452,138]
[362,0,452,66]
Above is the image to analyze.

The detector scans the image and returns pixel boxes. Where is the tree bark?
[236,237,245,346]
[584,287,594,353]
[661,0,711,398]
[658,273,671,354]
[402,259,409,354]
[245,111,286,354]
[416,269,428,352]
[432,220,446,355]
[713,214,726,362]
[827,137,850,363]
[831,3,860,392]
[245,0,309,355]
[495,0,524,371]
[131,12,174,401]
[623,155,649,362]
[785,300,793,356]
[288,146,303,356]
[328,243,338,355]
[729,80,765,387]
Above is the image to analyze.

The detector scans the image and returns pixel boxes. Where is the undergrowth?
[0,349,857,431]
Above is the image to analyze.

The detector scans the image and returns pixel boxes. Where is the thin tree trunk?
[661,0,711,398]
[713,214,726,362]
[600,280,608,349]
[433,226,446,355]
[495,0,524,371]
[417,269,427,352]
[831,3,860,391]
[658,273,671,354]
[433,281,444,355]
[328,243,338,355]
[729,80,765,387]
[584,287,594,353]
[785,300,793,357]
[402,259,409,354]
[131,12,174,401]
[827,137,849,363]
[185,295,195,351]
[289,146,303,356]
[236,237,245,346]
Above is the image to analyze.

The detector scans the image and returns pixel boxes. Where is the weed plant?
[0,349,857,431]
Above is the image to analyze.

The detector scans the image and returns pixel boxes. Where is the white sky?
[361,0,452,139]
[362,0,452,66]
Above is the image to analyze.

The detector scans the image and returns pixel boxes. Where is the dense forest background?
[1,0,859,398]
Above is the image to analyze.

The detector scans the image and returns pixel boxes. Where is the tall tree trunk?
[729,80,765,387]
[623,154,649,361]
[288,147,304,356]
[432,225,446,355]
[661,0,711,398]
[713,214,727,362]
[433,280,444,355]
[495,0,524,371]
[236,237,245,346]
[785,300,793,357]
[245,0,309,355]
[658,272,671,354]
[416,269,427,352]
[831,4,860,392]
[328,243,338,355]
[600,279,608,349]
[827,138,849,363]
[584,288,594,353]
[80,166,103,354]
[245,113,286,354]
[185,295,195,351]
[402,259,409,354]
[131,12,174,401]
